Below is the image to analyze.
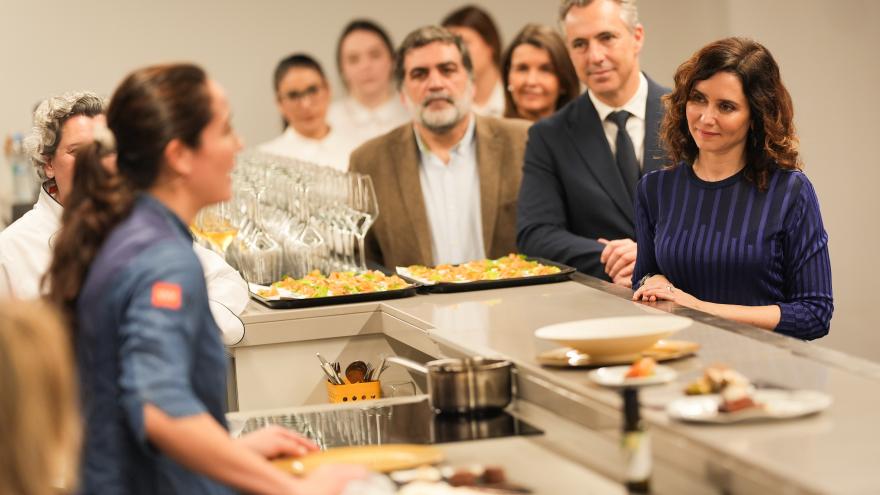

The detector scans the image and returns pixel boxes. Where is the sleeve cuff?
[209,300,245,346]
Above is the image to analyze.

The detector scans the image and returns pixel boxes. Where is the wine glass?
[349,174,378,272]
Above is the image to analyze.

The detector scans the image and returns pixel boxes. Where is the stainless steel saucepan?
[385,356,513,414]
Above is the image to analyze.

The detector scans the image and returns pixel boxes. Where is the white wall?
[0,0,556,147]
[725,1,880,361]
[2,0,877,361]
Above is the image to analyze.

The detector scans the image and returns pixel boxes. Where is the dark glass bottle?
[622,387,651,494]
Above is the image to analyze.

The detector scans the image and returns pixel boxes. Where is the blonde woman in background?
[0,300,81,495]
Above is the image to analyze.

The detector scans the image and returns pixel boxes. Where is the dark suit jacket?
[516,75,670,279]
[349,115,530,269]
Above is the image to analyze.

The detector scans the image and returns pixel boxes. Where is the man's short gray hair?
[559,0,639,31]
[394,25,474,89]
[25,92,104,180]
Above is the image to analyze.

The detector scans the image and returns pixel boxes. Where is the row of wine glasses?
[192,151,378,285]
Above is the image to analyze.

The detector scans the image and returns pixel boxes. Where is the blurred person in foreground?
[632,37,833,340]
[0,300,80,495]
[0,92,248,345]
[349,26,529,269]
[442,5,505,117]
[46,63,366,494]
[516,0,669,286]
[259,53,356,171]
[501,23,580,122]
[328,19,409,146]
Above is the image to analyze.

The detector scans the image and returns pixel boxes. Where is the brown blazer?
[349,115,530,269]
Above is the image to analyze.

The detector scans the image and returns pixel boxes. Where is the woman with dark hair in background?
[442,4,505,117]
[46,63,365,494]
[632,37,833,340]
[501,23,579,122]
[327,19,409,145]
[259,53,356,171]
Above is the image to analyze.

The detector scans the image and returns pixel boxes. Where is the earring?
[507,85,514,92]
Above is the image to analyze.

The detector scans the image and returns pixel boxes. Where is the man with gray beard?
[349,25,530,269]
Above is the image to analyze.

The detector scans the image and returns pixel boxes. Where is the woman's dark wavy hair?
[45,63,212,328]
[500,23,580,119]
[659,37,801,190]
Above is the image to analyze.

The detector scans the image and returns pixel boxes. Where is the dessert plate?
[666,389,832,424]
[588,364,678,387]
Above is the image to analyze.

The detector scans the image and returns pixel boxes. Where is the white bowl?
[534,315,692,359]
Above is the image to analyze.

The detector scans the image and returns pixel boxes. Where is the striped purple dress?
[632,164,833,340]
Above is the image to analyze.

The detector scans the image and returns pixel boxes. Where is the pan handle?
[385,356,429,375]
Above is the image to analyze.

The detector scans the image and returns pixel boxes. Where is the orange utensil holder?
[326,380,382,404]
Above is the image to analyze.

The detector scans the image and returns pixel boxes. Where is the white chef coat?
[0,183,249,346]
[472,80,505,118]
[327,94,410,147]
[414,116,486,265]
[258,126,357,172]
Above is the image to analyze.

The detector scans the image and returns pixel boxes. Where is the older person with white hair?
[0,91,249,345]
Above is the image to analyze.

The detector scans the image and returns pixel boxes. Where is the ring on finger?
[666,285,674,293]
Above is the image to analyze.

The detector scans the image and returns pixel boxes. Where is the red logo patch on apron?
[151,281,182,310]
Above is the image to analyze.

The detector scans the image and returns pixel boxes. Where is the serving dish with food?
[667,365,832,423]
[396,254,574,293]
[250,270,418,309]
[588,357,678,388]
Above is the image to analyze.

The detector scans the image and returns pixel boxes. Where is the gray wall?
[2,0,877,361]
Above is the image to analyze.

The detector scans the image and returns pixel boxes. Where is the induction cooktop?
[240,396,543,449]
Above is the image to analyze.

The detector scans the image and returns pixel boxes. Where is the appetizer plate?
[272,444,444,475]
[396,257,575,293]
[249,282,419,309]
[537,340,700,368]
[666,389,832,424]
[534,315,693,360]
[588,364,678,387]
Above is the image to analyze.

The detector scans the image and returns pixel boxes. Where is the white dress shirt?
[472,80,505,118]
[327,94,410,147]
[0,184,249,346]
[258,126,356,172]
[414,116,485,265]
[588,72,649,168]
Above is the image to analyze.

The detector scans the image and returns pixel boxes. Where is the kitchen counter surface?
[237,275,880,494]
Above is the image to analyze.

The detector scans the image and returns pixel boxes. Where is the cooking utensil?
[386,356,513,414]
[375,356,388,380]
[324,366,342,384]
[345,360,369,384]
[316,353,343,385]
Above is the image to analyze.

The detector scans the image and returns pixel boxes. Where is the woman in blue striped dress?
[631,37,833,340]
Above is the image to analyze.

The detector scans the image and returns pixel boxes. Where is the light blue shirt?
[413,115,486,265]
